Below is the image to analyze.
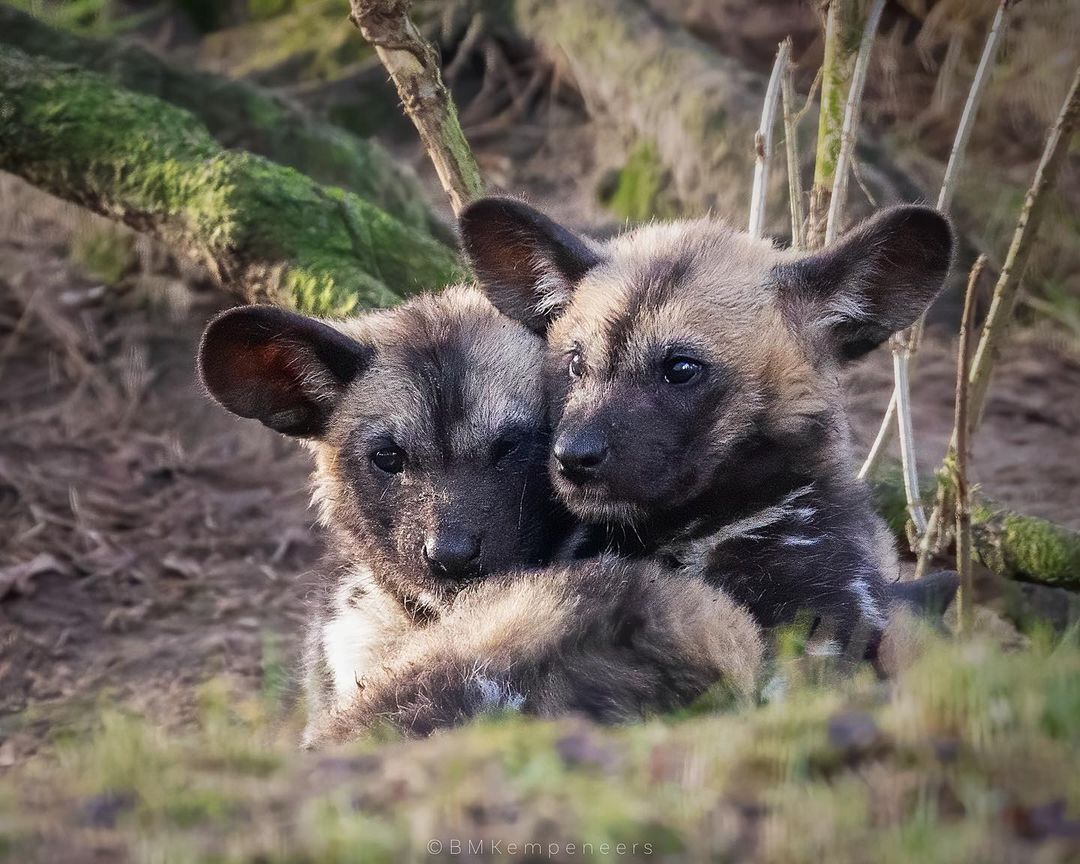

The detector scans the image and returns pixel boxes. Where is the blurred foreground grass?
[2,629,1078,863]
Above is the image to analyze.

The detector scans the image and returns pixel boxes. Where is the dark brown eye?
[569,351,585,379]
[371,447,406,474]
[490,434,521,466]
[664,357,703,385]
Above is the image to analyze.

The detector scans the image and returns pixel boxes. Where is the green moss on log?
[0,46,463,315]
[869,465,1080,590]
[0,5,445,240]
[599,141,677,222]
[198,0,369,84]
[975,505,1080,590]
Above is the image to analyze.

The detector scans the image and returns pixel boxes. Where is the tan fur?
[552,219,849,464]
[317,559,764,743]
[874,605,932,678]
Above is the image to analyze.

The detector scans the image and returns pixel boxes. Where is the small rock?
[827,711,881,752]
[555,727,618,770]
[78,791,135,828]
[1006,799,1080,842]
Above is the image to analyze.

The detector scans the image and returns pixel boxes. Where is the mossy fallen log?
[869,466,1080,590]
[0,5,445,240]
[0,46,464,315]
[509,0,764,220]
[504,0,925,230]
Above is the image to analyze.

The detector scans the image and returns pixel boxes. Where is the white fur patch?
[849,576,886,629]
[680,484,818,571]
[531,256,573,316]
[711,484,817,545]
[781,535,821,547]
[470,673,526,713]
[321,568,389,710]
[804,639,842,657]
[819,290,870,328]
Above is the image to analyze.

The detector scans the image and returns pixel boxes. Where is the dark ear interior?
[198,305,371,438]
[458,196,603,334]
[781,206,954,361]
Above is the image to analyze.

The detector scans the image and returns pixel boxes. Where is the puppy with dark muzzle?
[199,286,763,744]
[461,198,956,655]
[200,287,562,743]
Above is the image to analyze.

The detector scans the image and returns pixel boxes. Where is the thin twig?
[749,40,790,239]
[937,2,1012,214]
[914,468,950,579]
[824,0,885,245]
[919,61,1080,570]
[463,63,549,139]
[848,155,879,208]
[793,66,823,127]
[780,38,805,249]
[892,348,928,536]
[349,0,484,213]
[967,64,1080,428]
[953,256,983,634]
[443,12,486,82]
[855,388,896,482]
[858,0,1013,483]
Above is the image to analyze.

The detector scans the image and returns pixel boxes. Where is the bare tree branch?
[748,41,789,238]
[916,62,1079,576]
[806,0,859,249]
[953,257,984,633]
[859,0,1013,483]
[0,46,462,316]
[349,0,484,214]
[967,64,1080,427]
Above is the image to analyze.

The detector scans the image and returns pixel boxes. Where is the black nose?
[554,428,608,476]
[423,529,481,578]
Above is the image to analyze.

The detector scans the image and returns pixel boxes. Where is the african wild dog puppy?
[461,198,955,653]
[198,287,763,743]
[199,287,563,744]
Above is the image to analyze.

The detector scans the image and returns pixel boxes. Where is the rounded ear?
[778,206,955,361]
[458,196,603,335]
[198,305,372,438]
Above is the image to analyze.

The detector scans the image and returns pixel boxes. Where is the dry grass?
[2,630,1078,863]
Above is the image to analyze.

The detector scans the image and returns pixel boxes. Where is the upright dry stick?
[952,257,984,632]
[823,0,885,246]
[918,62,1080,575]
[349,0,484,214]
[966,64,1080,427]
[748,41,790,239]
[859,0,1013,482]
[780,38,805,249]
[936,1,1015,215]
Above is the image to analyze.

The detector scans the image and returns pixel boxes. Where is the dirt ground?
[1,107,1078,764]
[0,179,320,761]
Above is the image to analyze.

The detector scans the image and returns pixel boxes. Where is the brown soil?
[846,336,1080,530]
[0,179,320,760]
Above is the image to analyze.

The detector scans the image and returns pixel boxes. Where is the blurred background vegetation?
[8,0,1078,343]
